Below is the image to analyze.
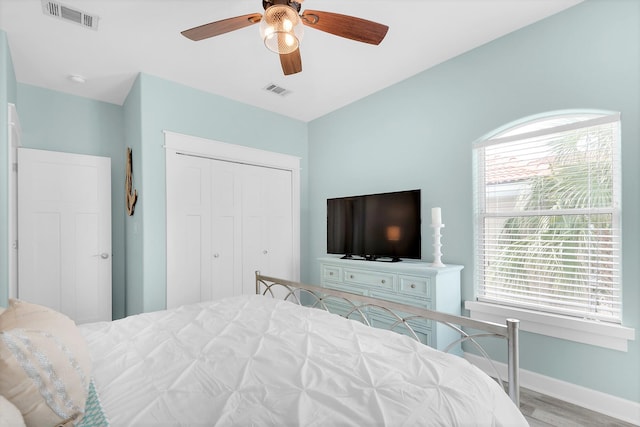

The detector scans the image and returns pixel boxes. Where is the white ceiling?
[0,0,582,122]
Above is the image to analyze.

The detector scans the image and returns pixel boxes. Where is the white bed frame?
[256,272,521,407]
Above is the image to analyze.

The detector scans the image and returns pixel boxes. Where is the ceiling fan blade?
[181,13,262,41]
[280,48,302,75]
[301,10,388,45]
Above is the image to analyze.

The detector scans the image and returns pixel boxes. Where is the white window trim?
[466,300,635,352]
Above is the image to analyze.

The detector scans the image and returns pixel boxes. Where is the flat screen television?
[327,190,421,262]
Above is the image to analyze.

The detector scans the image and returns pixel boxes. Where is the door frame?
[163,130,301,283]
[8,103,21,299]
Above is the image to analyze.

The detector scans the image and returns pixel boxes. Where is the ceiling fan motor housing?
[260,1,304,54]
[262,0,302,13]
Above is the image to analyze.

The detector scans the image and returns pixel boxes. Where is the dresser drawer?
[370,289,431,310]
[323,281,366,295]
[321,264,342,282]
[343,268,395,290]
[399,275,431,299]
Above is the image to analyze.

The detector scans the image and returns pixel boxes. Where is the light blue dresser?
[319,256,464,353]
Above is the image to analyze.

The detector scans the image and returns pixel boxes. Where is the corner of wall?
[123,74,145,316]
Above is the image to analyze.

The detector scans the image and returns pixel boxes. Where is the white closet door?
[165,132,300,309]
[210,159,242,299]
[18,148,112,323]
[167,156,294,306]
[167,156,249,308]
[241,164,293,295]
[166,154,212,309]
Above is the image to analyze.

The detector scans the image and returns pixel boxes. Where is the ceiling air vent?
[41,0,99,30]
[264,83,291,97]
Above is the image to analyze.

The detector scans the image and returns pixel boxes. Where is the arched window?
[473,111,621,323]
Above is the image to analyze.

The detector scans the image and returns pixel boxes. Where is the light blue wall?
[124,73,308,314]
[308,0,639,402]
[0,30,17,308]
[15,84,127,320]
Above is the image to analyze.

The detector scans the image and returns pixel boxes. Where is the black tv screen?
[327,190,421,262]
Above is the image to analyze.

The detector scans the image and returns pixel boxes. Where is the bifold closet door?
[166,153,294,309]
[240,163,293,295]
[210,159,243,299]
[166,154,212,309]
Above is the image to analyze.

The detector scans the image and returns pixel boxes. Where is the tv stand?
[319,255,463,352]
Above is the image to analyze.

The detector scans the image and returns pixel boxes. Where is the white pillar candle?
[431,207,442,225]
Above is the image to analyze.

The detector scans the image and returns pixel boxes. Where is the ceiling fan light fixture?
[259,4,303,54]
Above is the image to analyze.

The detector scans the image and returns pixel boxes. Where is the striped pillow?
[0,300,91,427]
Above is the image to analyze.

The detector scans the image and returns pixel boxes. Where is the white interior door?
[210,159,242,299]
[241,164,293,295]
[166,153,212,309]
[18,148,112,323]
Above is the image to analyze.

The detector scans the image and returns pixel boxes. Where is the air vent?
[41,0,99,30]
[264,83,291,97]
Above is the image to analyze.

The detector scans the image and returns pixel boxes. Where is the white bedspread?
[79,295,527,426]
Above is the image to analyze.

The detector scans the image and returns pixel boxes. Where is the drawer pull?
[350,274,354,279]
[381,279,386,284]
[329,272,334,276]
[411,283,416,289]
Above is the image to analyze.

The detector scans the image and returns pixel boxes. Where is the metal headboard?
[256,272,520,407]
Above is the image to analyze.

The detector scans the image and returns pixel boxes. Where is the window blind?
[473,113,621,323]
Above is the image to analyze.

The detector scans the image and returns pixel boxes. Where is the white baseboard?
[464,352,640,425]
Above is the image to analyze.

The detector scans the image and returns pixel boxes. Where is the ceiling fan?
[181,0,389,76]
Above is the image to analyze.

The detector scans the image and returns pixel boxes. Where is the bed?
[0,273,527,426]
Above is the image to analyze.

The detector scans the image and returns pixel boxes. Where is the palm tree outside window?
[473,111,622,323]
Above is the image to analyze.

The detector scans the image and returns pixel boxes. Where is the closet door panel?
[210,160,242,299]
[166,155,211,309]
[241,165,293,294]
[263,168,293,280]
[241,164,268,294]
[184,215,204,304]
[210,216,236,298]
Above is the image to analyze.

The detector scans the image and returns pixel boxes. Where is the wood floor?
[520,387,637,427]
